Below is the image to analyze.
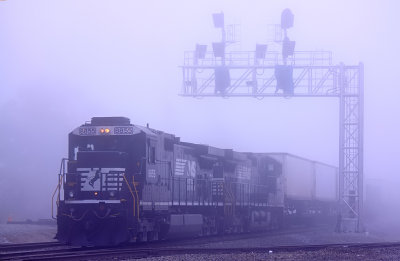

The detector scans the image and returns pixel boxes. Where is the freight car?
[267,153,339,226]
[53,117,337,246]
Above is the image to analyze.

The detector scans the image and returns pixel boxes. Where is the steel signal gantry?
[180,49,364,232]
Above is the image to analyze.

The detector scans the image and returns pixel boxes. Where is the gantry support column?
[339,63,364,232]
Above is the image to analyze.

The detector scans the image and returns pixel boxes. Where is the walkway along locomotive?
[53,117,338,246]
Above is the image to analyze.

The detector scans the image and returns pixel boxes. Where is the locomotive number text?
[79,127,97,136]
[114,127,134,135]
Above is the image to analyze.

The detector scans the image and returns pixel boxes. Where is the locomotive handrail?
[52,158,68,219]
[123,174,139,221]
[224,181,235,217]
[132,176,140,219]
[51,176,62,219]
[148,176,272,208]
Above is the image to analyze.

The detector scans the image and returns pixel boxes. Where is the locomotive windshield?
[76,151,127,168]
[69,135,134,160]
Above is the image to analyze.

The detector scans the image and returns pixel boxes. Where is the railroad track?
[0,225,333,260]
[3,225,395,260]
[0,224,326,250]
[0,241,79,261]
[3,242,400,260]
[0,241,64,252]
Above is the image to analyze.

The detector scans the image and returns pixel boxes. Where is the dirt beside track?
[119,246,400,261]
[181,227,386,249]
[0,224,56,244]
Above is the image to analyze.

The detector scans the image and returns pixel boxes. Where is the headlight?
[109,191,116,197]
[68,191,74,198]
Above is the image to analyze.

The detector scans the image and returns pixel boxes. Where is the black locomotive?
[54,117,336,246]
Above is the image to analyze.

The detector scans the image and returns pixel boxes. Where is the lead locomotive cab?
[56,117,151,246]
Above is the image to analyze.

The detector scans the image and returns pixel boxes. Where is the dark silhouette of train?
[54,117,338,246]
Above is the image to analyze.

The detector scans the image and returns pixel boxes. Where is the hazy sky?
[0,0,399,220]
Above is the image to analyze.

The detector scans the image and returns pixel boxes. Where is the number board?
[79,127,97,136]
[114,127,134,135]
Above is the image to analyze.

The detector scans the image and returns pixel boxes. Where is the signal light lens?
[94,192,98,196]
[105,128,110,133]
[100,128,105,134]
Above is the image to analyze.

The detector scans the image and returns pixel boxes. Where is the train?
[54,117,338,246]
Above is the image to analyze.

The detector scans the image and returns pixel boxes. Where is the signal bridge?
[181,47,364,232]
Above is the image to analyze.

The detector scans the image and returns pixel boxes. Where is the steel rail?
[0,241,63,252]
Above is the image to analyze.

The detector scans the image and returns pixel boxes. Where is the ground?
[2,222,400,260]
[0,223,56,244]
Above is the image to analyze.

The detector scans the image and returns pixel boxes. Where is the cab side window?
[147,139,156,164]
[149,146,156,164]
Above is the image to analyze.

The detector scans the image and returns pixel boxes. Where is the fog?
[0,0,399,237]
